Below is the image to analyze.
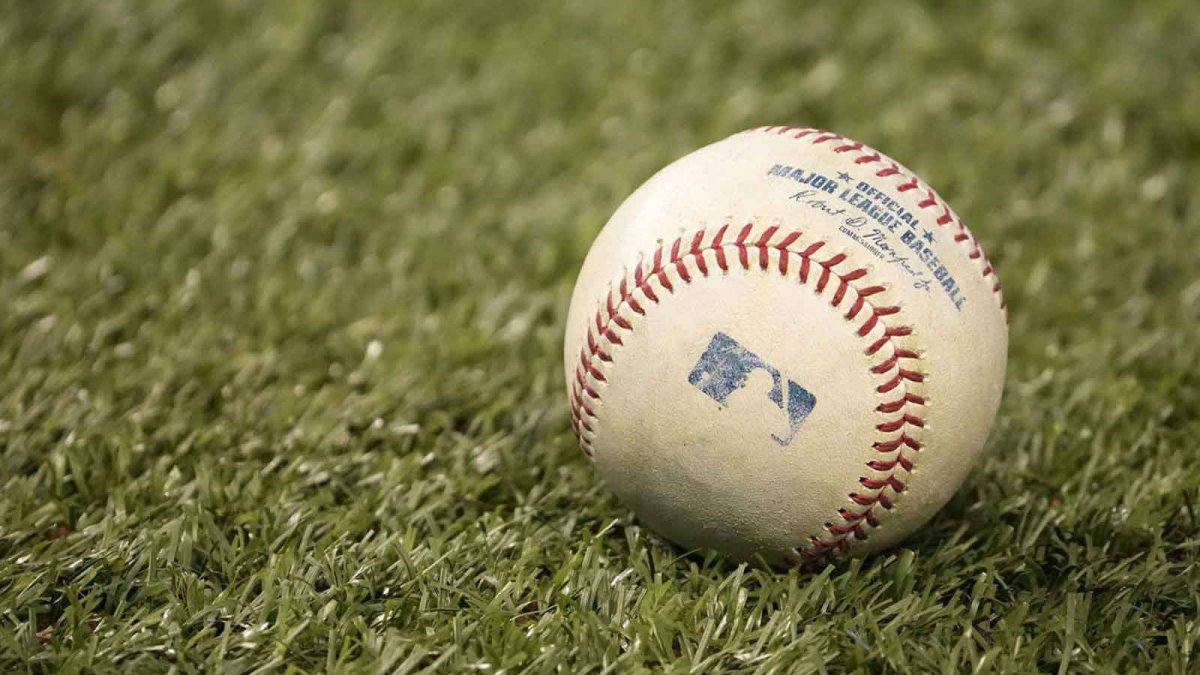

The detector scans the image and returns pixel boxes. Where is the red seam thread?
[568,225,926,559]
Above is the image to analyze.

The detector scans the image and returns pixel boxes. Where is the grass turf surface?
[2,0,1200,672]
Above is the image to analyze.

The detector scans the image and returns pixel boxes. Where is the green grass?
[2,0,1199,672]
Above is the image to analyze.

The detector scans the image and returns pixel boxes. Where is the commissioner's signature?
[788,189,932,294]
[859,228,933,293]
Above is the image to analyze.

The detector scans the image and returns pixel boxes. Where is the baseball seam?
[568,222,927,559]
[748,126,1007,315]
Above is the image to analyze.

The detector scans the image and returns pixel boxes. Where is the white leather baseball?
[564,127,1007,564]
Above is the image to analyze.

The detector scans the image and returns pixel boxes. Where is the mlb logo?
[687,332,817,446]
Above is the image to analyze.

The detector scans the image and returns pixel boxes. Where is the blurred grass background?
[2,0,1199,671]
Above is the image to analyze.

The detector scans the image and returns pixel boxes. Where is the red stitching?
[568,224,926,560]
[859,475,907,492]
[872,434,920,453]
[875,414,925,433]
[748,127,1007,315]
[870,348,918,374]
[876,392,925,413]
[867,455,914,471]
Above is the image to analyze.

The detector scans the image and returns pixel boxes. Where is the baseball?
[564,127,1008,564]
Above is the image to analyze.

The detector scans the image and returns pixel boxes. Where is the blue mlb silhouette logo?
[687,332,817,446]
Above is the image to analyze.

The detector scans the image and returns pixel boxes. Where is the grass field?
[2,1,1199,672]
